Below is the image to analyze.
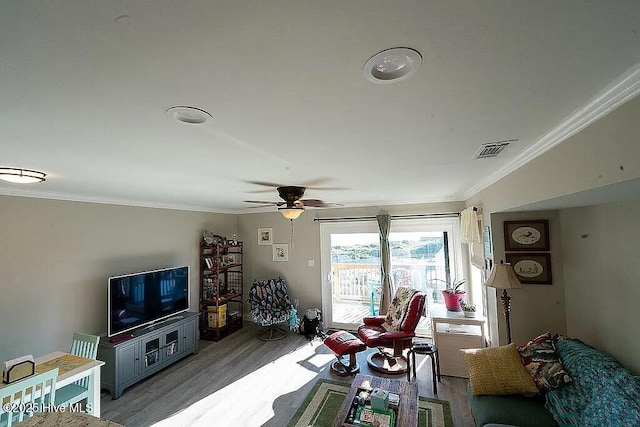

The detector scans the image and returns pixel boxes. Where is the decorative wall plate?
[511,226,542,245]
[512,259,543,277]
[203,230,214,245]
[506,253,552,284]
[503,220,550,251]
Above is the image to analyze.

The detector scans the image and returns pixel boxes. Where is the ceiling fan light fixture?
[363,47,422,84]
[0,167,46,184]
[279,207,304,220]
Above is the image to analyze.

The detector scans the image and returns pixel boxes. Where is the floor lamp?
[484,261,524,344]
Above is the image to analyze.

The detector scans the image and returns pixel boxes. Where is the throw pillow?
[461,343,539,396]
[518,332,572,391]
[382,287,417,332]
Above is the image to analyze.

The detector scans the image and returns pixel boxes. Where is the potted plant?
[442,279,467,311]
[460,299,476,318]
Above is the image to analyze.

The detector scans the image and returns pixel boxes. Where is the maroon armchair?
[357,287,426,374]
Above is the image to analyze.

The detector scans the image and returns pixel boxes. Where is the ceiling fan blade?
[243,200,281,206]
[298,199,343,208]
[246,189,278,194]
[301,178,348,191]
[245,179,347,193]
[309,186,349,191]
[246,180,285,188]
[301,178,332,187]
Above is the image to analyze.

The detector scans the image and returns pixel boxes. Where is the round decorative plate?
[202,230,214,245]
[511,226,541,245]
[513,260,544,278]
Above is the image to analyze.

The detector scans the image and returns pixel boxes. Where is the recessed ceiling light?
[0,167,46,184]
[363,47,422,84]
[166,106,212,125]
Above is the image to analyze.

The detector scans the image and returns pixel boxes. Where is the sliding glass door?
[320,218,462,336]
[320,222,381,331]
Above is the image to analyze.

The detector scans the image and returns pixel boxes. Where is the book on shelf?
[207,304,227,328]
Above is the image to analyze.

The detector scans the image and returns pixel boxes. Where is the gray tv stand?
[98,311,199,399]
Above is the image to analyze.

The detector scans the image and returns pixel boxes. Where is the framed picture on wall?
[503,220,550,251]
[483,226,492,259]
[272,243,289,262]
[506,252,552,285]
[258,227,273,245]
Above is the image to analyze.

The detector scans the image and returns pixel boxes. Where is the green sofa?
[468,338,640,426]
[468,384,557,427]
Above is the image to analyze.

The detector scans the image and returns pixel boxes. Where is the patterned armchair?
[357,286,426,374]
[247,277,293,341]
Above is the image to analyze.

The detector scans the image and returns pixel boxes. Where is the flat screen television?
[108,265,189,337]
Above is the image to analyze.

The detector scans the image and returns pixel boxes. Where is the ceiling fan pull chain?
[290,219,295,248]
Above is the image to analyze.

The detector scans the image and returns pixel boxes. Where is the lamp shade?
[279,207,304,220]
[484,262,523,290]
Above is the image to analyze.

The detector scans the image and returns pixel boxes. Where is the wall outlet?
[307,259,315,267]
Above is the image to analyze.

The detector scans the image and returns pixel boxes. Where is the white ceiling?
[2,1,640,213]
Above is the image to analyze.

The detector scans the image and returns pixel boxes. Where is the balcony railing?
[330,262,451,335]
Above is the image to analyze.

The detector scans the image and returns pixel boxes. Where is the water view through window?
[328,231,452,336]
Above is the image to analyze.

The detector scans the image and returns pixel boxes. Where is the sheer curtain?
[377,213,392,315]
[460,206,480,244]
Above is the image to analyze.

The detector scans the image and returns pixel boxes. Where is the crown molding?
[0,187,464,214]
[0,187,237,214]
[464,63,640,200]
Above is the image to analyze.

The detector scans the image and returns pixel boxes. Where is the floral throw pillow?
[382,287,417,332]
[518,332,572,391]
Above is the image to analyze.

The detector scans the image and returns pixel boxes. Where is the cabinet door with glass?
[141,333,162,372]
[163,329,181,363]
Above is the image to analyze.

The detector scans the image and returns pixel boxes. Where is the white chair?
[54,333,100,408]
[0,368,58,427]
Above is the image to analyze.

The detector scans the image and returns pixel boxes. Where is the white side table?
[430,304,486,378]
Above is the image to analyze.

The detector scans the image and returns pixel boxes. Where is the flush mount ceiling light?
[279,207,304,220]
[363,47,422,84]
[0,167,46,184]
[166,106,212,125]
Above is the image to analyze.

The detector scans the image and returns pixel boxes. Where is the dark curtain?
[377,213,392,315]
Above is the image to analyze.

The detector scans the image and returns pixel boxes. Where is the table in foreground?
[333,374,418,427]
[36,351,105,417]
[17,411,123,427]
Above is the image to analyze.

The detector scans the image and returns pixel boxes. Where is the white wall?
[239,210,321,314]
[559,200,640,374]
[466,93,640,370]
[0,195,236,363]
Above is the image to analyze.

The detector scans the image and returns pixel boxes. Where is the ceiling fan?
[245,179,346,193]
[244,185,341,219]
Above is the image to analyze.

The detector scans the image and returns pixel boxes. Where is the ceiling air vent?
[474,139,517,159]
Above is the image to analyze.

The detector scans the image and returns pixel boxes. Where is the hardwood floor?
[100,322,475,426]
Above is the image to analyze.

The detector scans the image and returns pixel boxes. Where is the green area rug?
[288,379,454,427]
